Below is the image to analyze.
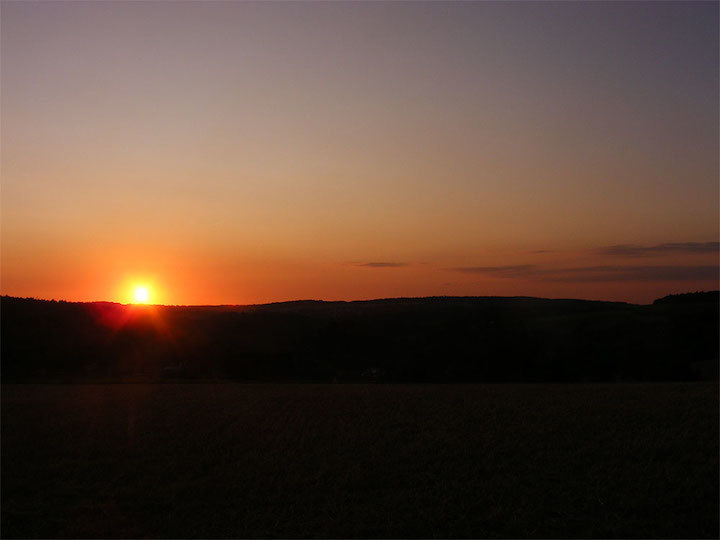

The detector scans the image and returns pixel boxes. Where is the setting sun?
[133,286,150,304]
[117,277,163,305]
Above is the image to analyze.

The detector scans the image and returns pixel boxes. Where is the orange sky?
[1,2,718,305]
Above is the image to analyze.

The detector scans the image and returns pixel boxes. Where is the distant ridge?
[2,293,717,383]
[2,294,636,309]
[653,291,719,305]
[1,291,717,313]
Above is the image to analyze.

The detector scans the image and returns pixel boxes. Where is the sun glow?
[133,286,150,304]
[117,276,164,305]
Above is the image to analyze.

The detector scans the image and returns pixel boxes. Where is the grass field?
[2,383,718,538]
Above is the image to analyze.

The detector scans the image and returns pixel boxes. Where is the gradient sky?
[2,1,718,305]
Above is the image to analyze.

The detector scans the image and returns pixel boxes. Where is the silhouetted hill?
[1,294,718,382]
[653,291,719,305]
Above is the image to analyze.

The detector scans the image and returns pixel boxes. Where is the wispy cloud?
[597,242,720,257]
[451,264,719,283]
[544,265,719,282]
[352,262,409,268]
[453,265,538,277]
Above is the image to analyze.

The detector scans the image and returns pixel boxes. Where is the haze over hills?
[2,292,717,383]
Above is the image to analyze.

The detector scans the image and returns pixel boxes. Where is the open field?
[2,383,718,538]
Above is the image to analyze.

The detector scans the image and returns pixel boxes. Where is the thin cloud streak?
[545,265,719,283]
[454,265,538,276]
[452,264,719,283]
[353,262,409,268]
[597,242,720,257]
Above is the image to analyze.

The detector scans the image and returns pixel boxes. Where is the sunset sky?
[2,1,718,305]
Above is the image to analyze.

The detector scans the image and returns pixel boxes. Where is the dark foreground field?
[2,383,718,538]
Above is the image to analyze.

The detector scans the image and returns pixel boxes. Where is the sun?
[133,286,150,304]
[119,278,161,305]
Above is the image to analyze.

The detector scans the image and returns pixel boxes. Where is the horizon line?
[2,291,718,309]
